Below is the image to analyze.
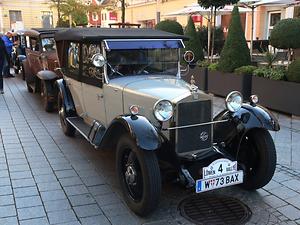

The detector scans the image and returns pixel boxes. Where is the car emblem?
[200,131,208,142]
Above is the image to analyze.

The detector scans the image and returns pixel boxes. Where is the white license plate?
[196,170,244,193]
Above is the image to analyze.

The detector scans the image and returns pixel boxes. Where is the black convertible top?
[55,28,188,41]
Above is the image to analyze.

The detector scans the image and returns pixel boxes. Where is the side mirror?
[92,53,106,68]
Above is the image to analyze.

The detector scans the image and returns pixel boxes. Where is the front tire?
[116,134,161,216]
[238,129,276,190]
[58,93,75,137]
[41,80,54,112]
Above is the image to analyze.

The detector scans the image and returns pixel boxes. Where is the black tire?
[14,68,19,74]
[41,80,54,112]
[58,93,76,137]
[238,129,276,190]
[116,133,161,216]
[26,80,33,93]
[21,65,25,80]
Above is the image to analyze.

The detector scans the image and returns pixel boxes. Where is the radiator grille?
[175,100,212,154]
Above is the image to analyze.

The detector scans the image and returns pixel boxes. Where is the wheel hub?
[125,164,137,186]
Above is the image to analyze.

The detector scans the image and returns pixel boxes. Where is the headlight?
[225,91,243,112]
[153,100,173,122]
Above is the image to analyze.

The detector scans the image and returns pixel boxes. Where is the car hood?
[110,75,192,102]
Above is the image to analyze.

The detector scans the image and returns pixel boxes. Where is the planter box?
[208,71,252,99]
[252,76,300,116]
[182,67,208,91]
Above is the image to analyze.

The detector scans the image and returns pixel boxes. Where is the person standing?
[1,31,14,78]
[0,36,10,94]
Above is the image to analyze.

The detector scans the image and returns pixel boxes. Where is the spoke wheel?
[116,133,161,216]
[238,129,276,190]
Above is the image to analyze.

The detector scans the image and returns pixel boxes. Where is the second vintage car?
[54,28,280,216]
[22,28,63,112]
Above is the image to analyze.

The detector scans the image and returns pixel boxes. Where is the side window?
[41,38,56,52]
[81,43,103,87]
[30,38,40,51]
[67,42,80,79]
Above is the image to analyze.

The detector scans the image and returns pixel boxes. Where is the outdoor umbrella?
[164,4,250,59]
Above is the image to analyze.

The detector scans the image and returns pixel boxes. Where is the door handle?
[97,94,103,100]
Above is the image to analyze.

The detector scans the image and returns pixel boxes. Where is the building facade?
[0,0,57,33]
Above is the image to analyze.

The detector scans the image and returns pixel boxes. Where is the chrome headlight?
[153,100,173,122]
[225,91,243,112]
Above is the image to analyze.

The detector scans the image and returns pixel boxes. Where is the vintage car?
[22,28,63,112]
[54,28,280,216]
[12,30,27,77]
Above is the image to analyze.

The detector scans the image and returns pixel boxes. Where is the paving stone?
[7,158,28,166]
[88,185,112,196]
[263,195,288,208]
[73,204,103,218]
[277,205,300,220]
[285,197,300,209]
[9,164,30,172]
[0,216,18,225]
[55,169,77,179]
[94,193,121,206]
[59,222,81,225]
[64,185,89,196]
[270,186,299,200]
[0,195,14,206]
[47,209,77,224]
[69,194,96,206]
[15,195,43,208]
[0,163,8,170]
[17,205,46,220]
[0,186,12,195]
[284,179,300,191]
[81,176,105,187]
[14,186,39,198]
[40,189,67,201]
[0,204,17,217]
[51,163,73,171]
[0,170,9,178]
[80,215,111,225]
[11,178,36,188]
[108,213,140,225]
[101,203,129,217]
[10,171,32,180]
[44,199,71,212]
[19,217,49,225]
[31,167,53,176]
[0,177,11,186]
[77,169,99,178]
[59,177,83,187]
[34,174,57,183]
[37,181,61,192]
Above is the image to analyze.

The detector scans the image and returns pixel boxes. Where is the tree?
[270,18,300,64]
[184,16,204,62]
[155,20,184,35]
[198,0,239,60]
[218,6,251,72]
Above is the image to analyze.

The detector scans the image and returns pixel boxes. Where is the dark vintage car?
[54,28,280,216]
[22,28,63,112]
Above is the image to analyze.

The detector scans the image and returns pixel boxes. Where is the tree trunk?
[207,6,213,61]
[121,0,125,27]
[210,7,217,63]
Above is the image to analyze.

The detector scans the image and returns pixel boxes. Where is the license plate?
[196,170,243,193]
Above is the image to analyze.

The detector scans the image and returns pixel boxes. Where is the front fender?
[37,70,58,80]
[56,79,76,116]
[213,103,280,153]
[100,115,161,151]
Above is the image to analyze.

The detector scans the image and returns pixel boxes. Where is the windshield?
[106,48,179,79]
[41,37,56,52]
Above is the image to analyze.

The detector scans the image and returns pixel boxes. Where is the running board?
[66,117,106,148]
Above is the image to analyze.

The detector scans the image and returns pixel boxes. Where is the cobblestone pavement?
[0,76,300,225]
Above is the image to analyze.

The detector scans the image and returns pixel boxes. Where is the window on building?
[268,11,281,37]
[9,10,22,24]
[42,11,53,28]
[294,6,300,18]
[92,12,98,21]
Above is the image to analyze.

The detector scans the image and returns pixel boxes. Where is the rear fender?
[100,115,161,151]
[56,79,76,116]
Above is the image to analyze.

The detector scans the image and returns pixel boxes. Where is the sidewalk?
[0,75,299,225]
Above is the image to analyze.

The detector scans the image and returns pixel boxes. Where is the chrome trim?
[165,119,229,130]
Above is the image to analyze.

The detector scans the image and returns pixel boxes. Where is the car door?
[26,36,42,75]
[80,43,106,126]
[64,42,85,116]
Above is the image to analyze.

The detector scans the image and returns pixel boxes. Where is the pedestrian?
[1,31,14,78]
[0,35,10,94]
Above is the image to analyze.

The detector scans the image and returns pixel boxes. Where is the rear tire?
[41,80,54,112]
[238,129,276,190]
[26,80,33,93]
[21,64,25,80]
[58,93,75,137]
[116,133,161,216]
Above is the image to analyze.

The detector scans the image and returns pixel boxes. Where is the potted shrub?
[207,6,252,99]
[251,62,300,116]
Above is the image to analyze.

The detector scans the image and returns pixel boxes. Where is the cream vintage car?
[54,28,280,216]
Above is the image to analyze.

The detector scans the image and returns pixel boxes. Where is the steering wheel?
[137,62,153,74]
